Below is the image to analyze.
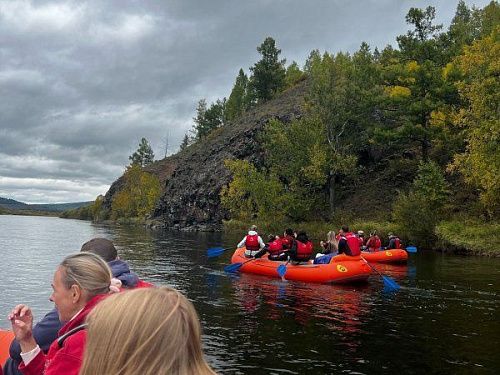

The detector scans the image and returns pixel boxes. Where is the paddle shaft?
[361,256,384,277]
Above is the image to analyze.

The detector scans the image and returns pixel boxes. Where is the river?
[0,215,498,374]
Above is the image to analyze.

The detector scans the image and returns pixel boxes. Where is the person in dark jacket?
[3,238,152,375]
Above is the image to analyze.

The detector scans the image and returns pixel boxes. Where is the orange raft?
[0,329,14,367]
[361,249,408,264]
[230,248,371,284]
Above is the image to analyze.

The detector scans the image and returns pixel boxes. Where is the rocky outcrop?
[102,80,308,230]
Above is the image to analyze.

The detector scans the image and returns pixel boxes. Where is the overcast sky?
[0,0,490,203]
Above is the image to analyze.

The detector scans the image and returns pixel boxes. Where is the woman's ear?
[71,284,82,304]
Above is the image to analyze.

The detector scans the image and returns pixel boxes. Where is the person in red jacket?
[337,226,361,256]
[281,228,295,250]
[255,235,287,261]
[4,238,153,375]
[237,225,265,257]
[8,252,113,375]
[387,233,402,249]
[288,231,313,263]
[365,231,382,252]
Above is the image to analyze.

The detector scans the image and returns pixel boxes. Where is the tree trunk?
[328,172,336,218]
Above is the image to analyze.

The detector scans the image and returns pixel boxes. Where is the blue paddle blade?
[406,246,418,253]
[207,247,225,258]
[224,263,243,273]
[277,264,287,278]
[382,275,400,291]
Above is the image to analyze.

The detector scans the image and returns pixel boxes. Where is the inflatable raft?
[230,248,371,284]
[361,249,408,264]
[0,329,14,366]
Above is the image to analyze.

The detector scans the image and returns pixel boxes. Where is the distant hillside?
[0,197,92,213]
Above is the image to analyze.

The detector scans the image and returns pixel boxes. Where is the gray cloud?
[0,0,489,203]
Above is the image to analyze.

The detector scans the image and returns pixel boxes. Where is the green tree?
[393,161,448,246]
[379,6,460,162]
[220,159,288,221]
[225,69,250,122]
[449,26,500,217]
[249,37,286,103]
[129,137,155,167]
[284,61,304,88]
[179,133,190,151]
[396,6,443,64]
[193,98,226,139]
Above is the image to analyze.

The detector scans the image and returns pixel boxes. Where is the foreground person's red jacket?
[19,294,107,375]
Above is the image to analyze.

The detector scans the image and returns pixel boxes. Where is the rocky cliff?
[102,80,309,230]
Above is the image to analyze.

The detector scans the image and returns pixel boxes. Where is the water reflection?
[1,217,499,374]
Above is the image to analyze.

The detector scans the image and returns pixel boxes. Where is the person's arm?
[9,308,62,363]
[237,237,246,248]
[258,236,265,249]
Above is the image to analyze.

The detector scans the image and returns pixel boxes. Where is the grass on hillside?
[435,219,500,256]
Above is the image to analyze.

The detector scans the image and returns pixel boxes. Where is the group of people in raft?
[2,238,216,375]
[237,225,402,264]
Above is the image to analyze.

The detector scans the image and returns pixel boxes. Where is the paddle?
[224,258,256,273]
[361,256,400,292]
[277,261,289,279]
[207,247,227,258]
[406,246,418,253]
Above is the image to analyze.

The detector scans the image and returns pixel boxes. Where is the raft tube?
[361,249,408,264]
[230,248,371,284]
[0,329,14,366]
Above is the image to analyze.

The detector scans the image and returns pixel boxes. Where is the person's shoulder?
[60,330,86,358]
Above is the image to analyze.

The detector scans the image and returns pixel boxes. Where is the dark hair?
[285,228,294,236]
[81,238,117,262]
[296,231,309,243]
[268,234,275,242]
[341,225,349,233]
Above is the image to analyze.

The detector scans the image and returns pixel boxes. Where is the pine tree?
[179,133,190,151]
[129,138,155,167]
[225,69,249,122]
[249,37,286,103]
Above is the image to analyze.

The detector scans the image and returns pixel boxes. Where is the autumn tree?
[449,26,500,217]
[111,165,161,219]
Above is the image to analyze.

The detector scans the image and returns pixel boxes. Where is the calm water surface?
[0,215,498,374]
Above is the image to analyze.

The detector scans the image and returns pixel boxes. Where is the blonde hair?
[326,231,336,243]
[60,252,112,298]
[79,287,217,375]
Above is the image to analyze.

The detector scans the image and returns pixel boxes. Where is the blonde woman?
[319,231,339,256]
[9,252,112,375]
[79,287,217,375]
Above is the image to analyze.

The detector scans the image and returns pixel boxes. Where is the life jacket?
[367,236,382,251]
[268,238,284,256]
[345,232,361,256]
[281,235,294,250]
[245,234,260,251]
[394,237,401,249]
[295,240,313,260]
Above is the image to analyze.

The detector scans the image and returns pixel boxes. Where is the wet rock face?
[103,80,308,231]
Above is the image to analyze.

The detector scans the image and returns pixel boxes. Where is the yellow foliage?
[111,165,161,219]
[406,60,419,72]
[385,85,411,98]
